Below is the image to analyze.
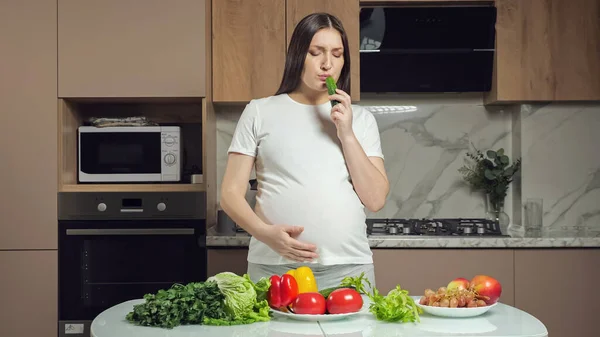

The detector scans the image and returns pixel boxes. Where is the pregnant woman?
[220,12,389,290]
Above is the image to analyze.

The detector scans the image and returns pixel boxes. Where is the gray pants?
[247,262,376,291]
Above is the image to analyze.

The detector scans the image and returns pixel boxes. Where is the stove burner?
[366,218,507,237]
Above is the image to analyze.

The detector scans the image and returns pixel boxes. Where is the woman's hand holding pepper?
[255,224,318,262]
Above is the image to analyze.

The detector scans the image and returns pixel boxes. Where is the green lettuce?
[203,272,271,325]
[340,272,422,323]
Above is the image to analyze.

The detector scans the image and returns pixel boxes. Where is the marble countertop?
[91,297,548,337]
[206,228,600,248]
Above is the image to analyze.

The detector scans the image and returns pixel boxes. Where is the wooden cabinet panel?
[0,251,58,337]
[360,0,493,2]
[287,0,361,101]
[373,249,515,306]
[514,249,600,337]
[0,0,57,249]
[486,0,600,103]
[58,0,206,98]
[212,0,286,102]
[208,248,249,277]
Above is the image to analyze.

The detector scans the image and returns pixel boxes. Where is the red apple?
[470,275,502,304]
[447,277,470,291]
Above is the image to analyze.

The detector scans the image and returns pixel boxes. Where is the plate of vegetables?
[267,267,423,323]
[267,267,366,321]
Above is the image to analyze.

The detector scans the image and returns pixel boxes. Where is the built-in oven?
[57,192,207,337]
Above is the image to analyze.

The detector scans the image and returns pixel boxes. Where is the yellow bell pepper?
[285,266,318,293]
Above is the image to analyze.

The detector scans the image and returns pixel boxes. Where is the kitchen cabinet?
[206,247,516,307]
[0,251,58,337]
[212,0,286,102]
[208,248,250,277]
[485,0,600,103]
[58,0,206,98]
[514,249,600,337]
[360,0,494,2]
[287,0,361,100]
[372,249,515,306]
[212,0,360,103]
[0,0,57,249]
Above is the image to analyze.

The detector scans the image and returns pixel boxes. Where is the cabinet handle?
[66,228,195,236]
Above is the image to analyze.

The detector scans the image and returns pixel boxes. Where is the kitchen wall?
[215,95,600,232]
[517,102,600,233]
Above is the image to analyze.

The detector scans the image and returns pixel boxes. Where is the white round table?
[91,298,548,337]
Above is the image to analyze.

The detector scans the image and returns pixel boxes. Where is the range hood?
[359,5,497,93]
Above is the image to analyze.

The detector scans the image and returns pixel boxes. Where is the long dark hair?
[275,12,351,95]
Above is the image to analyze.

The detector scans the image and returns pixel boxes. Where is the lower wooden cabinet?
[206,248,516,306]
[206,246,600,336]
[207,248,250,277]
[514,249,600,337]
[372,249,515,306]
[0,251,57,337]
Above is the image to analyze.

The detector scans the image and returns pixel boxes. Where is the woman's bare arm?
[220,153,318,262]
[340,135,389,212]
[220,153,266,237]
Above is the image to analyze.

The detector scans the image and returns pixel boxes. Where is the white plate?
[414,297,497,318]
[270,308,362,322]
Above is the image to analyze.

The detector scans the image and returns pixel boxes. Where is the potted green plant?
[458,144,521,231]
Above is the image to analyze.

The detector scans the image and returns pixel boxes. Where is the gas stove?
[366,218,508,237]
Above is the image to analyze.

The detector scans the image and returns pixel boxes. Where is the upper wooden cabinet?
[212,0,360,102]
[0,0,57,250]
[58,0,206,98]
[486,0,600,103]
[212,0,286,102]
[287,0,360,101]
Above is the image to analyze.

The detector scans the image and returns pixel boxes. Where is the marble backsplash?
[517,102,600,232]
[215,93,600,231]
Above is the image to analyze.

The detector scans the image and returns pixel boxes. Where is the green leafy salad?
[125,272,271,329]
[340,272,422,323]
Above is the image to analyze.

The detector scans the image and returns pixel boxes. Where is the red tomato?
[292,292,326,315]
[326,288,363,314]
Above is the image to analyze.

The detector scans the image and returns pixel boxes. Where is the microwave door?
[79,131,162,182]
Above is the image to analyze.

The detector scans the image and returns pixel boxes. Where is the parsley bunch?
[125,273,272,329]
[126,282,228,329]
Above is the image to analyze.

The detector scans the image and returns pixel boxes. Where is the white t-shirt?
[227,93,384,266]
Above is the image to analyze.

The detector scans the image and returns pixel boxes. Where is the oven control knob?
[157,202,166,212]
[97,203,107,212]
[164,153,176,165]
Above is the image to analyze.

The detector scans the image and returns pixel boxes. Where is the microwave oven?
[78,126,181,183]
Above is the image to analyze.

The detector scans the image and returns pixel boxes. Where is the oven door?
[58,219,206,336]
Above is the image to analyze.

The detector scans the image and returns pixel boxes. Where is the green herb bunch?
[125,282,228,329]
[458,144,521,206]
[125,273,271,329]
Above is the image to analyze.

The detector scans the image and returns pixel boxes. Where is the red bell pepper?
[267,274,299,309]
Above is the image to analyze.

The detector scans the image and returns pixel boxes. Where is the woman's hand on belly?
[254,225,319,262]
